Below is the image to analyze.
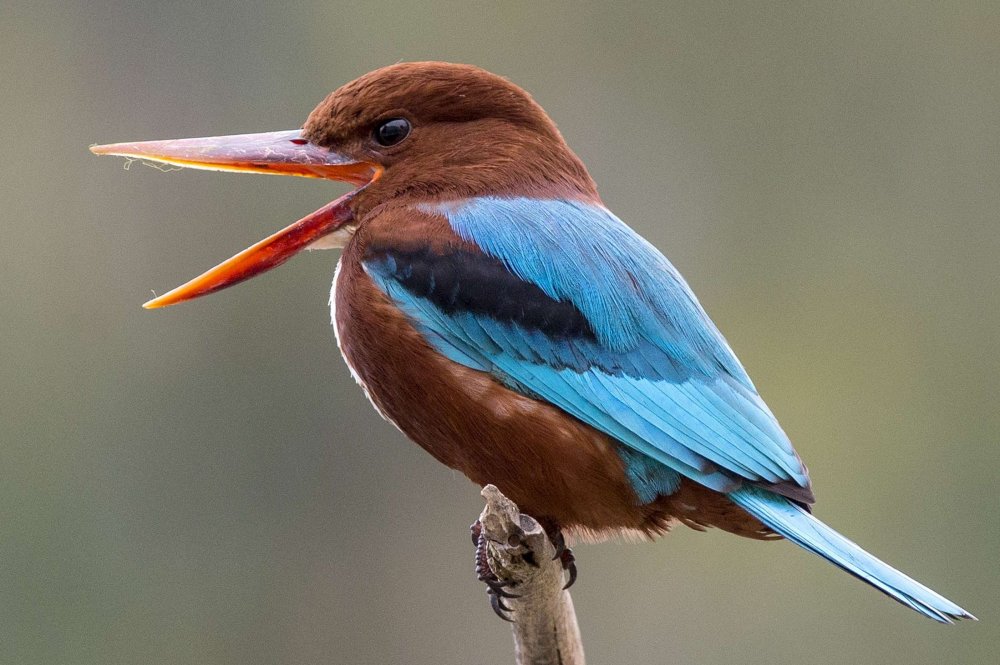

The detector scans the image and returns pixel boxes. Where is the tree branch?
[478,484,585,665]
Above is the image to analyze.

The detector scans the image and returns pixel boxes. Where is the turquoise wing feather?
[365,197,811,498]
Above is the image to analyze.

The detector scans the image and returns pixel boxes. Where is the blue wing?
[365,197,811,501]
[363,199,982,623]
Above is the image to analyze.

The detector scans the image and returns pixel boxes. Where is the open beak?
[90,130,380,308]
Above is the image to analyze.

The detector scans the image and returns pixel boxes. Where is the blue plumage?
[730,487,974,622]
[426,198,751,376]
[365,195,972,622]
[380,197,810,492]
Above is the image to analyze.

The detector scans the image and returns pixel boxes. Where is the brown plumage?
[303,62,600,217]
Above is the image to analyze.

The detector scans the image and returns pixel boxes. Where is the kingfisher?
[91,62,973,624]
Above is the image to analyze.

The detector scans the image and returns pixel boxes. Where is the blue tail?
[729,486,975,623]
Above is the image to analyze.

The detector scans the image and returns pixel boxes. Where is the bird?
[91,61,973,624]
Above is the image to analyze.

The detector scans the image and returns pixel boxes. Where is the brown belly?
[333,252,771,541]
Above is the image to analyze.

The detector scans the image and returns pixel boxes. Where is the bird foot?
[545,525,578,590]
[470,519,520,621]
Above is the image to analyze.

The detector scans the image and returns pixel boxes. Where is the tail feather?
[729,486,975,623]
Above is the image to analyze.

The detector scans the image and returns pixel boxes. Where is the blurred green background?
[3,1,997,663]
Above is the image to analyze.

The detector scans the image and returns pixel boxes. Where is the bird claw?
[490,581,520,598]
[470,520,520,621]
[547,525,579,590]
[490,591,514,622]
[560,549,578,590]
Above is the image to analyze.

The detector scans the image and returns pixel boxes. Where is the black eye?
[374,118,411,146]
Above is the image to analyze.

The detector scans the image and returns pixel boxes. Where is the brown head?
[90,62,597,308]
[304,62,596,210]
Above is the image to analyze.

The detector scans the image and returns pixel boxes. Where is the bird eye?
[374,118,411,147]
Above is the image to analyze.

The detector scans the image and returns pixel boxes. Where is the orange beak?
[90,130,380,308]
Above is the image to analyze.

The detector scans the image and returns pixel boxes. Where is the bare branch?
[478,485,585,665]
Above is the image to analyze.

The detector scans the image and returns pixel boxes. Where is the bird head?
[90,62,597,308]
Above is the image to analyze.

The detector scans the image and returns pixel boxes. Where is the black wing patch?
[366,246,597,341]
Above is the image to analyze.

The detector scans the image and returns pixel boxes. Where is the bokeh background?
[3,2,998,663]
